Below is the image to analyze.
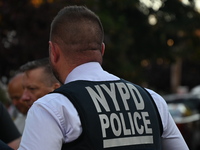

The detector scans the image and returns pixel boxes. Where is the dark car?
[163,94,200,150]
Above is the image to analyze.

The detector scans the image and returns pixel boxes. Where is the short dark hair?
[20,58,59,86]
[50,5,104,53]
[20,58,49,72]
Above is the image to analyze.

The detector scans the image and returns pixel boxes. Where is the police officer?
[18,5,189,150]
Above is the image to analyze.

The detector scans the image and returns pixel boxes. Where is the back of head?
[50,5,104,64]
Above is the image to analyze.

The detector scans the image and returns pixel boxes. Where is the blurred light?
[194,29,200,37]
[31,0,43,8]
[180,0,190,5]
[167,39,174,46]
[164,13,176,22]
[1,76,7,84]
[139,0,200,13]
[30,0,55,7]
[177,30,185,37]
[139,0,162,11]
[157,58,163,65]
[141,59,149,67]
[2,30,18,48]
[195,0,200,12]
[148,14,157,25]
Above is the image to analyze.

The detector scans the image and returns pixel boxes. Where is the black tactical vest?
[52,79,163,150]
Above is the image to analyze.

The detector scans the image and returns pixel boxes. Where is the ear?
[49,41,60,63]
[52,82,61,90]
[101,43,105,56]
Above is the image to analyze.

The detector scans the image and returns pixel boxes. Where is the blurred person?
[0,82,18,120]
[0,102,21,150]
[0,140,14,150]
[7,72,29,134]
[6,103,18,121]
[18,5,189,150]
[20,57,60,108]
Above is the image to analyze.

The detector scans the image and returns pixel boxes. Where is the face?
[21,67,56,108]
[8,73,29,115]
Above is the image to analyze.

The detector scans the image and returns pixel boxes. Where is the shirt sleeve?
[147,89,189,150]
[0,102,21,144]
[18,94,82,150]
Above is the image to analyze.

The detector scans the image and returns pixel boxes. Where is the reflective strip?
[103,136,153,148]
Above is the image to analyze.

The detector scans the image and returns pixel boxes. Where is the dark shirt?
[0,102,21,143]
[0,140,13,150]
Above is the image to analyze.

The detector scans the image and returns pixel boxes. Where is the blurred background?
[0,0,200,149]
[1,0,200,94]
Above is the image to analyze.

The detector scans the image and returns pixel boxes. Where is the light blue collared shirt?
[18,62,188,150]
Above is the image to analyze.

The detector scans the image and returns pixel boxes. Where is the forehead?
[9,75,23,86]
[23,67,45,83]
[8,84,23,96]
[8,73,24,90]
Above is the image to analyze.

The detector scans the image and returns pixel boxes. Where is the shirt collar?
[64,62,119,84]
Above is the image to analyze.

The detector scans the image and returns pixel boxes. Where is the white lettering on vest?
[142,112,153,134]
[98,112,152,138]
[134,112,144,134]
[99,114,110,137]
[127,83,144,110]
[86,86,110,112]
[100,83,120,111]
[85,82,153,148]
[115,82,130,111]
[110,113,122,136]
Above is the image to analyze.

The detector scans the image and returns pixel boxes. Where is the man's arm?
[147,89,189,150]
[18,104,63,150]
[18,94,81,150]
